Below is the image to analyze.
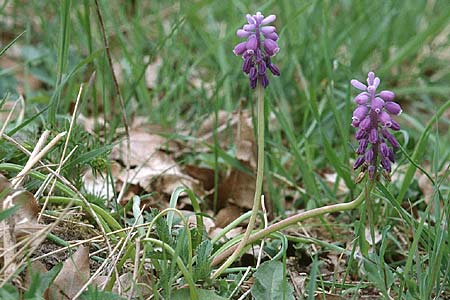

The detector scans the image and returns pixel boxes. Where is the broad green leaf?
[251,260,294,300]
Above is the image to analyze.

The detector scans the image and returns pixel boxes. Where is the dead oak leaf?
[111,131,177,167]
[49,246,90,300]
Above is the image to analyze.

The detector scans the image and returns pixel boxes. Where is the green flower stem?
[211,182,373,267]
[212,83,265,279]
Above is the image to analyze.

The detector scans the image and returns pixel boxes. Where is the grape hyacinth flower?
[233,11,280,88]
[351,71,402,180]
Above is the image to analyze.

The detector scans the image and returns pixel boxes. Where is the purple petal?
[246,14,256,24]
[355,128,368,140]
[390,119,401,131]
[379,90,395,101]
[242,56,253,74]
[243,24,257,31]
[384,102,402,115]
[379,111,392,127]
[351,79,367,91]
[379,142,389,158]
[382,128,399,148]
[354,92,369,105]
[254,11,264,23]
[353,156,365,169]
[258,62,266,75]
[352,105,369,122]
[359,116,371,131]
[365,148,374,164]
[371,97,385,114]
[367,71,375,85]
[237,29,251,38]
[369,128,378,144]
[357,139,369,155]
[261,73,269,88]
[261,14,276,25]
[388,148,395,163]
[263,32,279,41]
[381,157,391,173]
[261,26,276,34]
[249,67,257,80]
[264,39,280,57]
[233,42,247,56]
[268,63,280,76]
[246,35,257,51]
[373,77,380,89]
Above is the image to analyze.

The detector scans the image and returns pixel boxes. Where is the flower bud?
[379,90,395,101]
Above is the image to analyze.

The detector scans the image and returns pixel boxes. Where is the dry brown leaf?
[0,174,43,243]
[196,110,230,139]
[49,246,90,300]
[111,131,177,167]
[184,165,215,191]
[219,167,255,210]
[215,205,242,228]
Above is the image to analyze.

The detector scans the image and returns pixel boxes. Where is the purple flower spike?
[234,11,280,89]
[350,71,403,181]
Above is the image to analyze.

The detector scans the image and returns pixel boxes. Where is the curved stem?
[211,83,265,279]
[212,183,373,267]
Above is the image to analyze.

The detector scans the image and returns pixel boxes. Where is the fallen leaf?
[184,165,216,191]
[49,246,90,300]
[0,174,43,243]
[111,131,177,167]
[215,205,242,228]
[219,167,255,210]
